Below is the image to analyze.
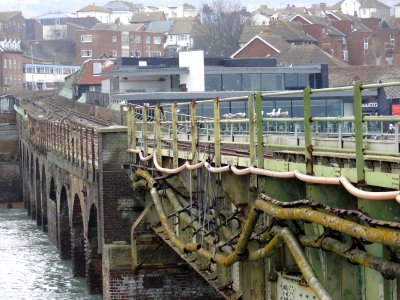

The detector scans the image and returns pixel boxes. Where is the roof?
[275,44,348,66]
[269,20,317,43]
[35,12,69,19]
[231,33,290,58]
[0,11,21,22]
[77,5,110,13]
[239,25,268,44]
[328,0,344,10]
[145,20,172,33]
[291,14,346,37]
[130,11,166,23]
[257,33,290,51]
[360,0,390,9]
[169,18,195,34]
[90,22,144,31]
[76,59,115,85]
[103,1,134,11]
[67,17,100,29]
[330,65,400,86]
[251,5,275,16]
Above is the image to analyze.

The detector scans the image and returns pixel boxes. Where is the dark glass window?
[284,73,298,89]
[222,74,241,91]
[261,74,283,91]
[205,74,221,91]
[242,74,260,91]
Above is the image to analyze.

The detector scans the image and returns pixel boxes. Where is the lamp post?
[30,42,38,90]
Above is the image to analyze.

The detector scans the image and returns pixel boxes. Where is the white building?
[328,0,390,18]
[35,12,69,40]
[158,4,199,19]
[76,5,111,23]
[23,64,80,90]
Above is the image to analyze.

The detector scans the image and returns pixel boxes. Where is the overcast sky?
[0,0,397,18]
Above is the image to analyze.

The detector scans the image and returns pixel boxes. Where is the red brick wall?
[233,38,278,58]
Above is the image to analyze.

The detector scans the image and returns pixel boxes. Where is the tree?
[193,0,249,57]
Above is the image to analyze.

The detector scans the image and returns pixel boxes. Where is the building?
[231,33,289,59]
[35,12,69,40]
[75,22,165,66]
[23,63,80,90]
[130,11,166,27]
[76,5,111,23]
[0,37,23,93]
[104,51,328,97]
[165,17,197,55]
[103,1,136,24]
[250,5,275,26]
[0,11,26,39]
[328,0,390,18]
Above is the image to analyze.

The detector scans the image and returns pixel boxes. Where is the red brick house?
[75,22,165,66]
[290,14,348,62]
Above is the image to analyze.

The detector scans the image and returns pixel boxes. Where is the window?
[222,74,241,91]
[261,74,283,91]
[122,49,129,57]
[343,50,349,61]
[112,50,117,57]
[4,74,7,84]
[8,59,11,68]
[112,36,117,43]
[152,51,161,57]
[145,36,150,44]
[81,50,92,57]
[81,35,92,43]
[242,74,261,91]
[134,35,141,43]
[13,59,16,69]
[178,34,187,41]
[390,35,395,46]
[3,59,6,68]
[154,36,161,44]
[135,51,141,57]
[363,38,369,54]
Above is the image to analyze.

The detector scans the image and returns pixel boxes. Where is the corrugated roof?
[78,5,110,13]
[130,11,165,23]
[275,44,348,66]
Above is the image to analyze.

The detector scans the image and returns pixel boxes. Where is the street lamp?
[30,42,39,90]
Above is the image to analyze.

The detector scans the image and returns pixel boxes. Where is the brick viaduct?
[16,103,221,299]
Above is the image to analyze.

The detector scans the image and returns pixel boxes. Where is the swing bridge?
[125,81,400,300]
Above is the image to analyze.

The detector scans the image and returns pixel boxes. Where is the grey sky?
[0,0,397,19]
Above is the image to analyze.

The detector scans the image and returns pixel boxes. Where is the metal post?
[304,86,313,175]
[338,122,342,149]
[256,92,264,169]
[353,81,365,183]
[172,102,178,168]
[142,105,148,156]
[191,100,198,162]
[155,104,162,165]
[248,94,256,167]
[127,105,132,149]
[214,97,221,166]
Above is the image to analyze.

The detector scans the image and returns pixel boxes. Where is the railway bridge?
[16,82,400,300]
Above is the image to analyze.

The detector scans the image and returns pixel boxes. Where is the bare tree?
[193,0,249,57]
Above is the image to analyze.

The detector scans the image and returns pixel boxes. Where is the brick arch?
[59,185,71,259]
[72,194,85,277]
[29,153,35,219]
[35,158,42,226]
[86,204,102,293]
[48,176,58,247]
[41,165,48,232]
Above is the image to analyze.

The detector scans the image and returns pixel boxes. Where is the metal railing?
[127,81,400,182]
